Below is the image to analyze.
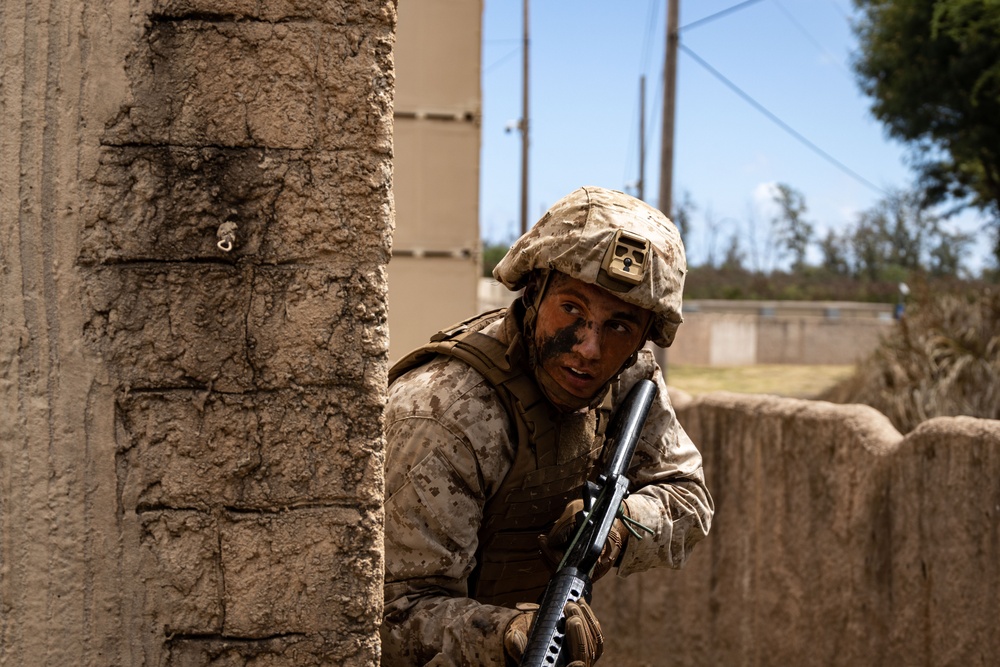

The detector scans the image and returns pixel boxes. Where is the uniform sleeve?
[615,351,715,577]
[381,370,520,667]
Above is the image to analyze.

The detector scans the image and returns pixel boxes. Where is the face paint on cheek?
[538,319,585,361]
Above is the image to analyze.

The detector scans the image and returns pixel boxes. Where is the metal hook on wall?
[217,221,238,253]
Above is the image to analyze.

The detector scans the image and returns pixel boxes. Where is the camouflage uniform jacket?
[381,306,714,666]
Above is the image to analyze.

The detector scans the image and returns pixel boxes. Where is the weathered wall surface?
[595,392,1000,666]
[1,1,394,665]
[670,311,894,366]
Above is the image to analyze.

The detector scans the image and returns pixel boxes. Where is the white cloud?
[751,181,782,217]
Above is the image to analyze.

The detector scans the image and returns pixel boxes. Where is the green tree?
[849,189,926,279]
[850,210,891,281]
[720,233,747,271]
[846,187,968,279]
[819,229,851,276]
[853,0,1000,266]
[928,221,974,276]
[882,190,931,270]
[770,183,814,271]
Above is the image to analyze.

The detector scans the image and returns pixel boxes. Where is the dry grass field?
[665,364,857,400]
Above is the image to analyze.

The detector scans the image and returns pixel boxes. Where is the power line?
[484,46,520,73]
[679,43,886,195]
[628,0,880,203]
[770,0,854,81]
[639,0,661,72]
[680,0,767,32]
[625,0,664,193]
[825,0,852,22]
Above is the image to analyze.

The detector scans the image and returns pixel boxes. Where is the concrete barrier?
[671,301,897,366]
[594,390,1000,666]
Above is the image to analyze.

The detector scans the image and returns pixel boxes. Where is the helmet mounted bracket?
[597,229,650,293]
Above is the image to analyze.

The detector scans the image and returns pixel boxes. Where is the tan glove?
[538,499,630,581]
[503,603,537,664]
[503,600,604,667]
[563,599,604,666]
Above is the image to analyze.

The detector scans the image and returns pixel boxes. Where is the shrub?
[821,282,1000,432]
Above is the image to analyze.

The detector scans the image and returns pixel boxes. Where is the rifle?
[520,378,657,667]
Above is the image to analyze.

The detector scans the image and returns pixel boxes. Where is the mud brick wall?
[595,392,1000,667]
[1,0,395,665]
[89,3,396,664]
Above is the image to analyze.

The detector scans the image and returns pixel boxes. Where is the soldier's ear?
[522,276,538,305]
[522,270,553,307]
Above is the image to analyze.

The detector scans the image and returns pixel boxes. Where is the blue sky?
[479,0,987,272]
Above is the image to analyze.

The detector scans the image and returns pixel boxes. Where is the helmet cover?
[493,186,686,347]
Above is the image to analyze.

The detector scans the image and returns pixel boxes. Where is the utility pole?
[638,75,646,202]
[520,0,530,235]
[657,0,680,380]
[658,0,679,220]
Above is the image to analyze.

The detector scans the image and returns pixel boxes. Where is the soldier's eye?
[561,303,580,315]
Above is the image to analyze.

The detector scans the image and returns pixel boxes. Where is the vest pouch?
[471,529,553,606]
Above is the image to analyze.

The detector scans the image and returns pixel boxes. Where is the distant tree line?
[482,179,987,303]
[673,182,986,302]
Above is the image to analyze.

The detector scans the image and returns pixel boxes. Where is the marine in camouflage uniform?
[382,187,714,666]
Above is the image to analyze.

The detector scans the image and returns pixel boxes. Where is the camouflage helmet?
[493,186,686,347]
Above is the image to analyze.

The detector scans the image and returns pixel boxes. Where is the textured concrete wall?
[669,312,894,366]
[595,391,1000,667]
[756,317,892,365]
[1,1,394,665]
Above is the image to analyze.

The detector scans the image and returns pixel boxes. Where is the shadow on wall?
[594,389,1000,667]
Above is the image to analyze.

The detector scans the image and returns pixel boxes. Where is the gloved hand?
[503,600,604,667]
[538,499,630,581]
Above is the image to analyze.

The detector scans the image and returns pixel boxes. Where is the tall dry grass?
[821,284,1000,433]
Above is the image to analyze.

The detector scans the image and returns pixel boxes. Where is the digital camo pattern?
[493,186,687,347]
[381,312,714,666]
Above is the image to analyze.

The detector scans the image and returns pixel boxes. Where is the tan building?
[390,0,484,361]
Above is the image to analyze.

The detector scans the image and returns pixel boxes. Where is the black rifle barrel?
[519,378,657,667]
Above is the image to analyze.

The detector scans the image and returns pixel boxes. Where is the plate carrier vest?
[388,307,614,607]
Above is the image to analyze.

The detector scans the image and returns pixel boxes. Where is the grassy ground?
[665,364,857,400]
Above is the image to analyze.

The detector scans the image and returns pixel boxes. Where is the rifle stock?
[519,378,657,667]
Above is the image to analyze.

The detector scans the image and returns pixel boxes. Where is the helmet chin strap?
[522,271,651,413]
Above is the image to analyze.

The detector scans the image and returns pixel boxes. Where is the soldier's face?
[533,274,651,400]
